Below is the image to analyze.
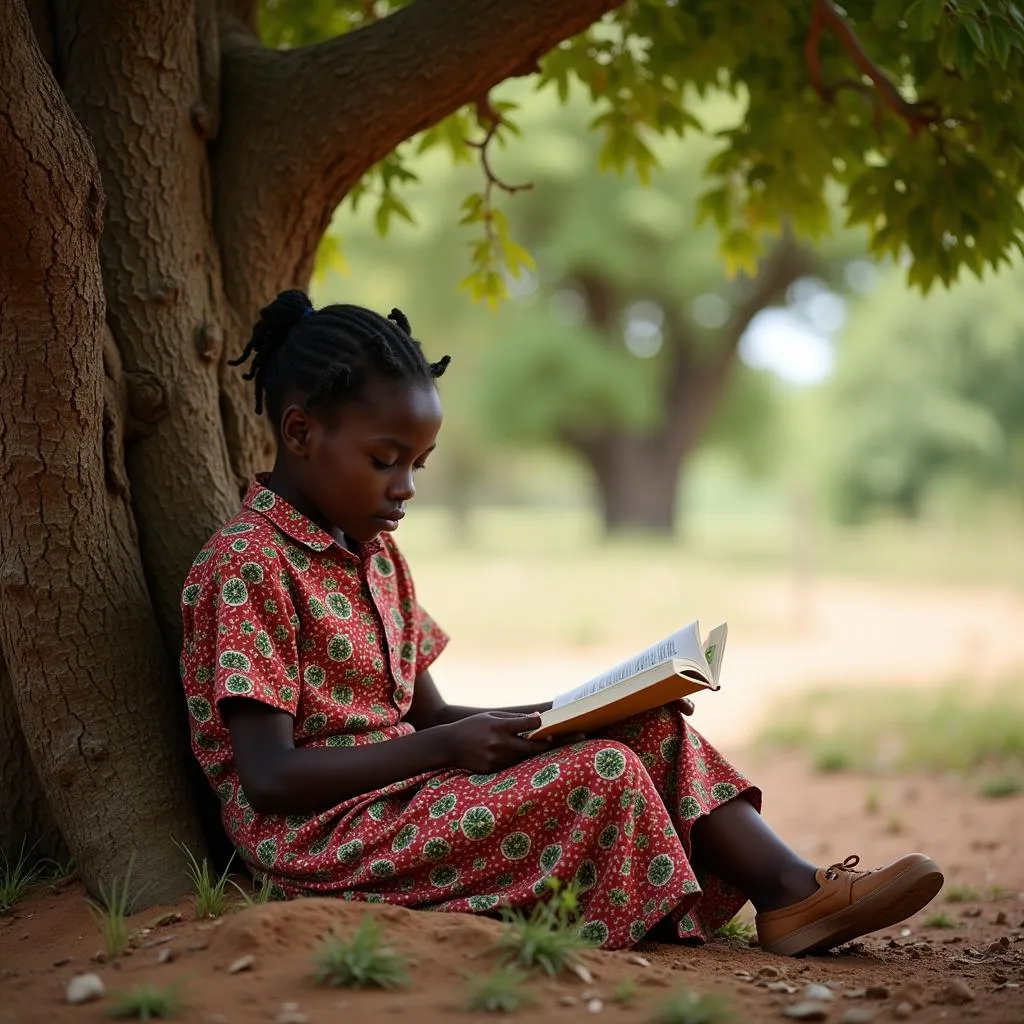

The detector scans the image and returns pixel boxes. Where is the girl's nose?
[388,469,415,502]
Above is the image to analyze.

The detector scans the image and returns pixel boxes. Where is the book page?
[551,621,704,710]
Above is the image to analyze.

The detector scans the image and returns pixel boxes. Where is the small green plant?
[650,987,734,1024]
[987,884,1014,901]
[714,916,756,944]
[813,744,854,774]
[884,813,904,835]
[231,873,276,907]
[463,965,534,1013]
[87,860,138,958]
[107,982,184,1020]
[977,774,1023,799]
[945,884,980,903]
[612,977,639,1005]
[923,912,956,929]
[863,786,882,815]
[175,842,235,919]
[41,856,77,882]
[0,841,41,914]
[310,915,410,989]
[495,879,592,977]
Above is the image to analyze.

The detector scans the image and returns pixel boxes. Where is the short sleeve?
[413,603,448,677]
[210,545,301,716]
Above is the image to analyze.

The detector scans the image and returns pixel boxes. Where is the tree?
[471,95,846,533]
[2,0,1023,904]
[826,261,1024,523]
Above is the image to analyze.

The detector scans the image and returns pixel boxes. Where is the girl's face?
[282,379,443,544]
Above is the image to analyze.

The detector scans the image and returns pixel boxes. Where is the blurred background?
[311,82,1024,787]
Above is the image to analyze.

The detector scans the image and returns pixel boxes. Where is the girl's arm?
[224,698,550,816]
[405,670,551,729]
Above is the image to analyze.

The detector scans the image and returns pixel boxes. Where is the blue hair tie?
[301,305,314,319]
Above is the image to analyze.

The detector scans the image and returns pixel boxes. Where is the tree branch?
[805,0,941,134]
[214,0,623,320]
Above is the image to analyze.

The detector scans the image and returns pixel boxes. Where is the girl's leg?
[689,794,819,913]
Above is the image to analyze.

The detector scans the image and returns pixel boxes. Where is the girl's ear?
[278,404,314,458]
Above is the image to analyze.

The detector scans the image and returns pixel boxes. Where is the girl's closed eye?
[371,455,397,470]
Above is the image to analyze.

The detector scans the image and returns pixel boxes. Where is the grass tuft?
[310,915,410,990]
[650,987,735,1024]
[863,786,882,815]
[923,912,956,929]
[175,842,235,919]
[462,965,534,1013]
[714,916,756,944]
[107,983,184,1020]
[0,841,41,914]
[495,879,593,977]
[944,884,980,903]
[612,977,639,1005]
[87,859,138,959]
[977,774,1023,799]
[231,874,277,907]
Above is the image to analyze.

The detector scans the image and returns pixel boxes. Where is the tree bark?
[0,0,201,902]
[0,654,66,863]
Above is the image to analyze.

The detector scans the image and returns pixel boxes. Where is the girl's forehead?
[343,379,443,434]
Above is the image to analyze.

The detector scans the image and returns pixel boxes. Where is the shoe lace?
[824,854,864,881]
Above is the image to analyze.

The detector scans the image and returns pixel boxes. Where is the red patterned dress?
[180,475,760,949]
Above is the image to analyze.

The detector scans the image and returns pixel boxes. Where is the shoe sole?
[762,858,944,957]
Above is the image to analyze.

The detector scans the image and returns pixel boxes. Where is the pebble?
[228,954,254,974]
[587,998,603,1013]
[53,957,72,968]
[626,954,650,968]
[758,966,782,979]
[839,1010,876,1024]
[276,1003,308,1024]
[559,995,578,1006]
[66,973,105,1005]
[865,984,889,1000]
[942,979,974,1005]
[569,962,594,984]
[804,984,834,1002]
[783,1002,829,1021]
[157,948,174,965]
[843,988,867,999]
[766,982,798,995]
[893,1002,913,1019]
[995,910,1008,926]
[90,950,107,964]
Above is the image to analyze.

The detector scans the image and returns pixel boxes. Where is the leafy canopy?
[262,0,1024,300]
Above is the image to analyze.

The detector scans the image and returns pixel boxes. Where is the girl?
[180,290,942,956]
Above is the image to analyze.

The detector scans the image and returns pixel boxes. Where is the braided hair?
[230,289,451,427]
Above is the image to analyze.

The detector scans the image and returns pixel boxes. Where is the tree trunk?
[1,0,202,903]
[581,435,685,535]
[0,656,67,864]
[1,0,629,905]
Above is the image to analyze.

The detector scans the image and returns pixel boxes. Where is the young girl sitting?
[179,290,942,956]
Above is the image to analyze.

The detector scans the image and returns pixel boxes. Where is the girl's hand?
[440,711,552,773]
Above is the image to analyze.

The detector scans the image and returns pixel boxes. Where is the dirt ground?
[2,754,1021,1024]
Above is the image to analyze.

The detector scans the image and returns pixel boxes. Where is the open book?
[528,621,727,740]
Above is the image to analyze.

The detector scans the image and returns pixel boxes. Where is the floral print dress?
[180,475,760,949]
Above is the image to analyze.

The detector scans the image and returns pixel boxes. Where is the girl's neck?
[264,464,354,552]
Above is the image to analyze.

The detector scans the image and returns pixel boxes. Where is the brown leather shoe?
[756,853,944,957]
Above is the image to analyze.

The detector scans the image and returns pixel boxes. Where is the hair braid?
[231,291,450,427]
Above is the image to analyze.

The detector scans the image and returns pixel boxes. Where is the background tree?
[2,0,1023,903]
[826,260,1024,523]
[470,95,860,533]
